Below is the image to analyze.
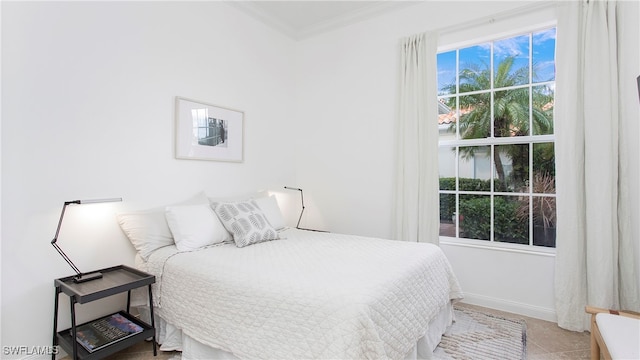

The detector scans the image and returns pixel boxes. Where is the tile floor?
[67,303,592,360]
[456,303,591,360]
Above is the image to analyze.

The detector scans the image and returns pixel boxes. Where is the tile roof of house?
[438,100,454,125]
[438,102,473,125]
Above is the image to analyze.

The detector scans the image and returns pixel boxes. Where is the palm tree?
[442,56,554,188]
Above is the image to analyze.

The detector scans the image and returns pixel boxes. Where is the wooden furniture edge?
[585,305,640,319]
[585,305,640,360]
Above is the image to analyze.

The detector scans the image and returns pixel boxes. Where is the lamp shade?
[77,198,122,204]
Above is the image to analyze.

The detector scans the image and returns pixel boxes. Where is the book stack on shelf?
[74,313,144,353]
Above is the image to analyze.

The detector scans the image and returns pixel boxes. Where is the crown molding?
[296,1,419,40]
[227,1,299,40]
[228,1,420,41]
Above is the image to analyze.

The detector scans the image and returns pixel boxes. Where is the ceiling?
[229,1,419,40]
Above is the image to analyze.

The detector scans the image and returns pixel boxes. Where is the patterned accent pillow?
[211,200,279,248]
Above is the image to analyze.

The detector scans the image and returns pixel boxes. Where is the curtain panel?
[555,0,639,331]
[393,32,440,244]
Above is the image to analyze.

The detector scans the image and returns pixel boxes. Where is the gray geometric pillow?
[211,200,279,248]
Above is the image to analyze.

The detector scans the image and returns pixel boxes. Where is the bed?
[119,193,463,359]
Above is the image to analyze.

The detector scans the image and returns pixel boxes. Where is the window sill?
[439,237,556,257]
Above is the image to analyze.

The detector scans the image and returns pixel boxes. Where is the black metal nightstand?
[52,265,156,360]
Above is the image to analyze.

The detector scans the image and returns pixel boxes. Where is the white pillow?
[165,204,232,251]
[116,192,208,260]
[116,210,174,261]
[212,200,279,248]
[252,195,285,230]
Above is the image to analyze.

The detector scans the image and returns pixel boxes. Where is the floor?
[456,303,591,360]
[69,303,592,360]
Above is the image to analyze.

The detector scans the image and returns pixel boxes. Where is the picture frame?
[175,97,244,162]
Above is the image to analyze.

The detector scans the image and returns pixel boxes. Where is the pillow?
[116,210,174,260]
[165,204,232,251]
[116,192,208,260]
[252,195,286,230]
[212,200,279,248]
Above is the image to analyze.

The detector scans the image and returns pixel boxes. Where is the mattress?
[136,228,463,359]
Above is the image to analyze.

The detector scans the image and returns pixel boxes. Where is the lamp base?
[298,227,329,233]
[73,272,103,283]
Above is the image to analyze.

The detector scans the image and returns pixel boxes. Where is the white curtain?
[393,32,440,244]
[555,0,639,331]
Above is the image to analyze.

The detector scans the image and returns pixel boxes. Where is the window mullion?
[455,146,460,239]
[455,49,460,239]
[529,142,534,246]
[490,145,495,243]
[439,134,554,147]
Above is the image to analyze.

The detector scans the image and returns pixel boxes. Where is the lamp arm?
[51,240,82,277]
[298,191,306,229]
[51,201,82,277]
[53,200,79,240]
[296,205,306,229]
[284,187,306,229]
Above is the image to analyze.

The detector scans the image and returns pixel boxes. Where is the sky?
[437,27,556,95]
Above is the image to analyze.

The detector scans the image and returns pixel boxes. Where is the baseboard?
[460,292,557,323]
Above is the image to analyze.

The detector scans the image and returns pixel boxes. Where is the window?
[437,27,556,248]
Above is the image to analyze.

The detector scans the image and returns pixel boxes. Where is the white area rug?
[433,306,527,359]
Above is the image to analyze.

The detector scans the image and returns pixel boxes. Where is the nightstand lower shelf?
[56,311,154,360]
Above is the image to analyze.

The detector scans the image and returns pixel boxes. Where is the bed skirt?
[137,301,454,360]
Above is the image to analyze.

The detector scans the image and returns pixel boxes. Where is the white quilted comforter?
[138,228,463,360]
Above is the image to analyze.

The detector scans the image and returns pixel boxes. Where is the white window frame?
[436,6,558,255]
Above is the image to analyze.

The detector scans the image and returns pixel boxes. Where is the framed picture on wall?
[175,97,244,162]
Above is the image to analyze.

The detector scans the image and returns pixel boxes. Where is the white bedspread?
[138,228,463,360]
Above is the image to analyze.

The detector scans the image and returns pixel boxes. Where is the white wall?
[1,2,296,357]
[293,0,640,322]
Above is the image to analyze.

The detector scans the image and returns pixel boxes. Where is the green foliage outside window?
[458,196,529,244]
